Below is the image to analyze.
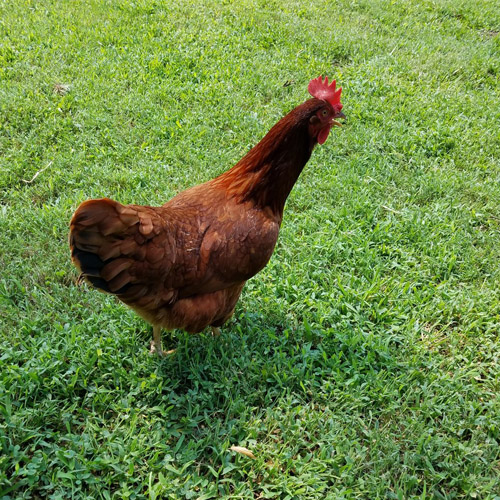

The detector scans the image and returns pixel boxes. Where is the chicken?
[69,76,344,355]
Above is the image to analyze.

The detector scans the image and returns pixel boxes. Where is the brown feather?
[101,259,131,281]
[108,271,132,293]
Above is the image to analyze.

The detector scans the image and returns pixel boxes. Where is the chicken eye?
[321,109,328,116]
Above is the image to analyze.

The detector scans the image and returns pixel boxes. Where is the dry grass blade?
[381,205,402,215]
[22,161,53,184]
[230,446,256,459]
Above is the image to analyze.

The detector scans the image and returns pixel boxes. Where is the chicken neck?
[213,100,323,218]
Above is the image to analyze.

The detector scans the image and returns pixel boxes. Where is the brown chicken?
[69,76,344,355]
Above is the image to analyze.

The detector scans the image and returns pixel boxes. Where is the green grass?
[1,0,500,498]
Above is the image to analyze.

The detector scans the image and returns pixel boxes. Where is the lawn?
[1,0,500,498]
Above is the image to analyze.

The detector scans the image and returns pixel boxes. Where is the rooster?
[69,76,344,355]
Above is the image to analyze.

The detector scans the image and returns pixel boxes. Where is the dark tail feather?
[71,244,111,292]
[69,198,138,295]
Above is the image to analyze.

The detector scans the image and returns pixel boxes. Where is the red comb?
[308,76,342,108]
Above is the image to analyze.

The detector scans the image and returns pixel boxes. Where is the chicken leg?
[149,325,176,357]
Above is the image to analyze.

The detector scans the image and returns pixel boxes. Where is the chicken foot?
[149,325,176,357]
[149,326,220,357]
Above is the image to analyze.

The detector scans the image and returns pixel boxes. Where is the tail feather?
[70,198,143,295]
[69,197,181,315]
[71,248,106,277]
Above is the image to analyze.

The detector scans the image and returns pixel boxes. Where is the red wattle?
[317,126,331,145]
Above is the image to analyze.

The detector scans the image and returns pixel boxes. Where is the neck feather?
[212,100,322,216]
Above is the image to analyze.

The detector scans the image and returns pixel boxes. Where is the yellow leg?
[149,326,176,357]
[211,327,221,337]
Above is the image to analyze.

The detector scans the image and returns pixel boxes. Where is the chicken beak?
[331,111,346,127]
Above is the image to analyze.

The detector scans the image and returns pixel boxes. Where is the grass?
[1,0,500,498]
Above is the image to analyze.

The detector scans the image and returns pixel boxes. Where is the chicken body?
[70,92,344,354]
[71,185,279,333]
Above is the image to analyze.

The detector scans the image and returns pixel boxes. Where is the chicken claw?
[149,340,176,357]
[149,326,176,357]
